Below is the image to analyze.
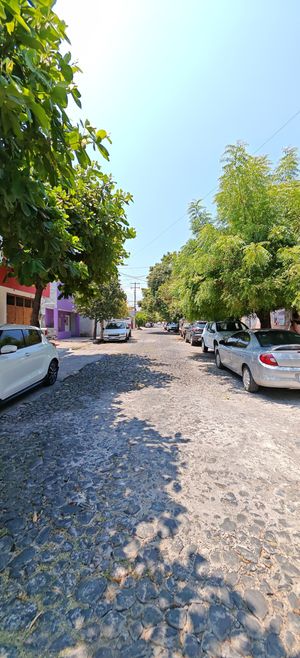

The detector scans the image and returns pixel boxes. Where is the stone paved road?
[0,329,299,658]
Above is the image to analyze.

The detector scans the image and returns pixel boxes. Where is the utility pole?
[130,283,140,329]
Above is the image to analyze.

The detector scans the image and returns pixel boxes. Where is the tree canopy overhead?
[0,0,135,325]
[0,0,110,217]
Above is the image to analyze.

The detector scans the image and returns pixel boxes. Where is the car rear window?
[216,321,243,332]
[256,330,300,347]
[106,322,125,329]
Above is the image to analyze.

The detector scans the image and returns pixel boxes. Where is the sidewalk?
[54,337,105,380]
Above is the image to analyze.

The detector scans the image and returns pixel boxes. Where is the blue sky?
[57,0,300,303]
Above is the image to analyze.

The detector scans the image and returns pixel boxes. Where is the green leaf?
[96,129,107,140]
[51,83,68,107]
[5,19,15,34]
[98,144,110,161]
[14,12,30,32]
[29,101,50,131]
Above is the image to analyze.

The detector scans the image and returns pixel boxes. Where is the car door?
[207,322,216,349]
[0,328,28,399]
[23,329,48,384]
[228,331,251,373]
[219,335,237,367]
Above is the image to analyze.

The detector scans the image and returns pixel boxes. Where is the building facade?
[0,266,50,325]
[43,283,80,339]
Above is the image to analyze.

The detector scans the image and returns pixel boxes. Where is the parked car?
[0,324,59,402]
[185,321,207,346]
[103,321,129,342]
[215,329,300,392]
[180,322,191,339]
[113,318,131,338]
[201,319,248,352]
[167,322,179,333]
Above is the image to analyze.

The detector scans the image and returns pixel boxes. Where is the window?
[0,329,25,350]
[16,296,24,307]
[216,320,245,332]
[232,331,251,348]
[106,322,126,329]
[24,298,33,308]
[256,330,300,347]
[23,329,42,347]
[225,335,239,348]
[7,295,15,305]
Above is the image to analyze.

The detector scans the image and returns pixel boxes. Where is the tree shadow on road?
[0,354,299,656]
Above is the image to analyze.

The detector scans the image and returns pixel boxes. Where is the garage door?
[7,294,33,325]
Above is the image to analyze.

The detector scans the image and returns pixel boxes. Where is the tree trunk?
[93,317,98,340]
[100,320,104,341]
[31,280,44,327]
[258,310,271,329]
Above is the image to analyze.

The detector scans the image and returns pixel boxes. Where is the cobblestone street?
[0,328,299,658]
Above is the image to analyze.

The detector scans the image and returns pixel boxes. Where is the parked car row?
[177,318,300,393]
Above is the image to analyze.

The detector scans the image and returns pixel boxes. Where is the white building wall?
[79,316,94,337]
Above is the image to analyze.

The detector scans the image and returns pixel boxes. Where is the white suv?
[0,325,59,402]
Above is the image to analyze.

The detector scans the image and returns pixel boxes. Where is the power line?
[133,108,300,257]
[253,109,300,154]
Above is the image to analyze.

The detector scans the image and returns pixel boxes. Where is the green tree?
[0,0,117,323]
[141,252,182,321]
[75,278,128,340]
[3,164,134,325]
[135,311,148,327]
[165,144,300,326]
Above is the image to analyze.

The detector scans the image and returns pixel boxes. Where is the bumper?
[254,365,300,389]
[103,336,126,342]
[191,334,203,342]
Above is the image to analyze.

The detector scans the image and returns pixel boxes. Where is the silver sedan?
[215,329,300,392]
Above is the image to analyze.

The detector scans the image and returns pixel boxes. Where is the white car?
[201,319,248,352]
[0,324,59,402]
[103,321,129,342]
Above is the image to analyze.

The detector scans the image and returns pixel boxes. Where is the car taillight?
[259,353,278,366]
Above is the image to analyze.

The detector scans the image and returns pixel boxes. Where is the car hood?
[104,328,126,335]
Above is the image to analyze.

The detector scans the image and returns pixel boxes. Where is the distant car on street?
[180,322,191,339]
[215,329,300,392]
[185,321,207,346]
[103,321,129,342]
[0,324,59,402]
[166,322,179,333]
[201,319,248,352]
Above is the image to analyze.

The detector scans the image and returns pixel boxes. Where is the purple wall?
[45,283,80,339]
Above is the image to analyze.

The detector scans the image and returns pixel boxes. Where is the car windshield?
[106,322,125,329]
[194,322,206,328]
[216,321,243,332]
[256,330,300,347]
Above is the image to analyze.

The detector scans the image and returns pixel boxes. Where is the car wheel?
[44,359,59,386]
[202,340,208,353]
[213,341,218,352]
[185,335,189,343]
[215,349,223,369]
[190,336,195,346]
[242,365,259,393]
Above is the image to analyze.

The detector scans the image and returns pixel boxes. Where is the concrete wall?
[79,316,94,337]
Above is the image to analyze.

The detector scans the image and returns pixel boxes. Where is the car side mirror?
[219,339,225,345]
[211,329,215,333]
[1,344,18,354]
